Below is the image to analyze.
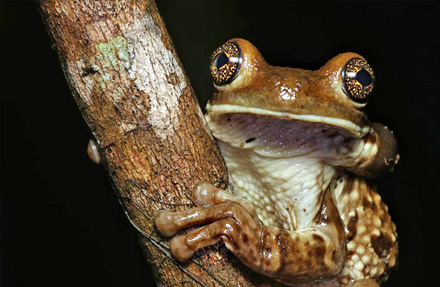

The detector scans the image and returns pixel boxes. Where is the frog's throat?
[206,104,370,138]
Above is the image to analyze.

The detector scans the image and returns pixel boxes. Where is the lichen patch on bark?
[81,36,134,101]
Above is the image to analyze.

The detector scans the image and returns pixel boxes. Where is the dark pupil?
[356,69,372,87]
[214,52,229,69]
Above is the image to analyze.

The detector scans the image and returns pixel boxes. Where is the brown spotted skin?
[155,39,398,286]
[334,175,398,285]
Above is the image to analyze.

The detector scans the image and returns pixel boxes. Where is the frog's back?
[333,174,398,285]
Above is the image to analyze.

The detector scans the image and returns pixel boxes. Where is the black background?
[1,1,439,286]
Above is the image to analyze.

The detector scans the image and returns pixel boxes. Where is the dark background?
[1,1,439,286]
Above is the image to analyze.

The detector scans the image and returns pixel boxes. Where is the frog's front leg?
[155,183,347,284]
[155,183,260,262]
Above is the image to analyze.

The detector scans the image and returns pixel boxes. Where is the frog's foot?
[154,182,261,261]
[349,279,379,287]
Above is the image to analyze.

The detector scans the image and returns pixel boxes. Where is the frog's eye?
[342,58,375,104]
[210,41,242,85]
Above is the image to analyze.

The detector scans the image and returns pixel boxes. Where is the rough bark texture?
[39,1,274,286]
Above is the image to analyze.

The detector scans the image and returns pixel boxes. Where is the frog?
[154,39,399,287]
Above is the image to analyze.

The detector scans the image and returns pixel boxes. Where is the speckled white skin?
[218,141,335,230]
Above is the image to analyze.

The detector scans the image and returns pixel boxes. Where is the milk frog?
[155,39,398,287]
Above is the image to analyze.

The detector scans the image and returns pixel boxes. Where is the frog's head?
[206,39,398,176]
[206,38,375,138]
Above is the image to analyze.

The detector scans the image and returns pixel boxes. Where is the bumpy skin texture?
[155,39,398,286]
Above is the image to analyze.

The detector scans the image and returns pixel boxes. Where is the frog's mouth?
[206,104,370,138]
[205,103,369,158]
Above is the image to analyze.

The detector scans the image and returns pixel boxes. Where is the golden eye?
[342,58,375,104]
[210,41,242,86]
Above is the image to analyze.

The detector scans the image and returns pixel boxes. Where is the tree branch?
[39,0,275,286]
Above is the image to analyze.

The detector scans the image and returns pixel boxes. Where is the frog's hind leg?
[349,279,379,287]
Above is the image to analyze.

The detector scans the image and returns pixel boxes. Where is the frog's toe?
[169,234,198,262]
[87,139,101,164]
[154,210,180,237]
[192,182,220,206]
[169,219,237,262]
[192,182,258,218]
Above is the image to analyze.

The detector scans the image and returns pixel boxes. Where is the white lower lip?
[206,104,369,138]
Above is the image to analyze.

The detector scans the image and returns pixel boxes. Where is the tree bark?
[39,1,274,286]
